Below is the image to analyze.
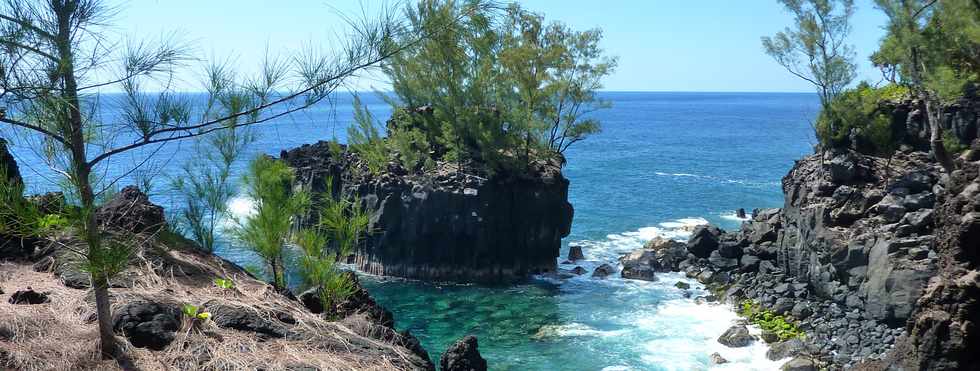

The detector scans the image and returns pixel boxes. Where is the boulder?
[299,288,324,314]
[567,245,585,261]
[767,338,805,361]
[901,208,934,230]
[708,250,739,270]
[736,208,747,219]
[8,288,48,304]
[717,325,754,347]
[710,352,729,364]
[95,186,166,233]
[620,249,658,281]
[687,225,721,258]
[570,266,587,275]
[112,300,180,350]
[207,301,291,339]
[675,281,690,290]
[780,356,817,371]
[592,264,615,279]
[827,152,856,183]
[440,335,487,371]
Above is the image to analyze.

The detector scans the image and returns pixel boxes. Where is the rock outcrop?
[439,335,487,371]
[651,147,957,368]
[280,141,573,283]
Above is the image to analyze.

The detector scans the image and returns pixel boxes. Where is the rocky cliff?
[619,144,974,369]
[280,141,574,283]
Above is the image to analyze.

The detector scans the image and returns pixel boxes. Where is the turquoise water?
[6,92,817,370]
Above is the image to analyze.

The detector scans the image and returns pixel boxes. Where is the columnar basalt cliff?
[280,141,574,283]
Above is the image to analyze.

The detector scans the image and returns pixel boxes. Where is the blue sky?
[106,0,889,92]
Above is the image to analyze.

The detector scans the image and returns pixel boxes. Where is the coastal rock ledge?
[281,141,574,283]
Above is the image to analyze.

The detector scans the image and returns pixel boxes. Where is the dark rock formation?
[859,143,980,370]
[687,225,721,258]
[767,338,805,361]
[440,335,487,371]
[0,137,21,186]
[567,244,585,261]
[781,356,818,371]
[280,141,573,283]
[95,186,166,233]
[717,325,754,347]
[660,148,957,368]
[570,266,587,275]
[620,248,658,281]
[8,288,48,304]
[592,263,614,278]
[207,301,292,339]
[112,300,180,350]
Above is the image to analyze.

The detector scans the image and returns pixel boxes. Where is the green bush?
[943,131,969,154]
[739,300,804,341]
[816,82,908,154]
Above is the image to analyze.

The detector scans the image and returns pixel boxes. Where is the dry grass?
[0,234,428,371]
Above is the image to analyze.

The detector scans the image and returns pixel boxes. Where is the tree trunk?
[926,98,955,173]
[92,273,117,358]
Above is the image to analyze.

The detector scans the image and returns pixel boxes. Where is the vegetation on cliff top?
[349,0,617,176]
[765,0,980,166]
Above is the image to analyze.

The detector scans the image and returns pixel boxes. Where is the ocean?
[5,92,818,370]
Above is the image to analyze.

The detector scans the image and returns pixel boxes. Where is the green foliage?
[233,156,309,290]
[214,278,235,289]
[295,178,370,311]
[171,123,255,252]
[872,0,979,102]
[739,300,805,341]
[375,0,616,174]
[347,95,390,175]
[181,304,211,321]
[80,240,133,281]
[944,131,969,154]
[816,82,907,154]
[762,0,857,108]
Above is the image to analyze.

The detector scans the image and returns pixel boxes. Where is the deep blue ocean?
[6,92,818,370]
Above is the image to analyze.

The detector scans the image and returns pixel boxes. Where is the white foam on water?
[221,195,256,230]
[562,218,785,371]
[533,323,630,339]
[635,295,787,370]
[719,211,751,222]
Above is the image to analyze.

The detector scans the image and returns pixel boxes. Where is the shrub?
[739,300,804,341]
[816,82,908,153]
[943,131,969,154]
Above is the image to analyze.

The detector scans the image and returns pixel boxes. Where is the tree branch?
[0,116,67,144]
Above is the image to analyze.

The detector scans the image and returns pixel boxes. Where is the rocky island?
[280,140,573,283]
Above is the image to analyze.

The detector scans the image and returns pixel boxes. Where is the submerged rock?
[592,264,615,278]
[710,352,729,364]
[440,335,487,371]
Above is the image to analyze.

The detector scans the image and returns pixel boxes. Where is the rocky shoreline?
[605,143,980,370]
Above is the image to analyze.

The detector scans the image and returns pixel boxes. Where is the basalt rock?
[440,335,487,371]
[592,263,615,278]
[95,186,166,234]
[717,325,754,347]
[112,300,180,350]
[281,141,573,283]
[860,146,980,370]
[567,244,585,261]
[8,288,48,304]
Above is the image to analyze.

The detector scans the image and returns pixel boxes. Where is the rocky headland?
[279,141,574,283]
[614,95,980,370]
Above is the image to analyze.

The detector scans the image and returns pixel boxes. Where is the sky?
[102,0,890,93]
